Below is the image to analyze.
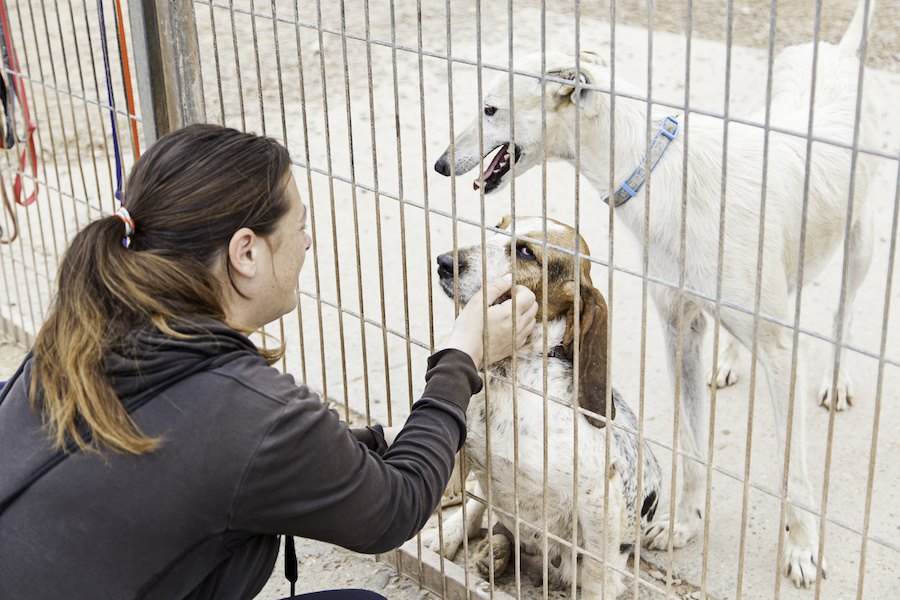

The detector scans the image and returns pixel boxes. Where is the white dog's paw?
[581,572,627,600]
[420,523,464,559]
[783,535,826,588]
[818,370,853,411]
[642,513,701,550]
[707,361,738,388]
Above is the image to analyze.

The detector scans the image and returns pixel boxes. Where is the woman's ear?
[562,281,612,428]
[227,227,259,279]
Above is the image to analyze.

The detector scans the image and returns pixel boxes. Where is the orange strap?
[0,0,38,206]
[114,0,140,158]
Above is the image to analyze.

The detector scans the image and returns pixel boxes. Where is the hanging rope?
[97,0,124,204]
[0,0,38,207]
[113,0,140,158]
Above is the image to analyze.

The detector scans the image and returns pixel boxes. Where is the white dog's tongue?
[474,143,510,190]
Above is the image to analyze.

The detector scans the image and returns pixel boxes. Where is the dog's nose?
[436,253,455,279]
[434,154,451,177]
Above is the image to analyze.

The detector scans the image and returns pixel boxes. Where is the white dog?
[426,216,661,598]
[434,0,877,587]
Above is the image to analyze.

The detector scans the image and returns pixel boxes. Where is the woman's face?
[262,174,311,322]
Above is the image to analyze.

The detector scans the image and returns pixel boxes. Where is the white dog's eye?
[516,244,536,260]
[484,105,497,117]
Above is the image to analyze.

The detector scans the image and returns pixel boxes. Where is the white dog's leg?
[818,210,873,411]
[578,465,627,600]
[757,328,826,587]
[707,330,741,388]
[644,296,707,550]
[423,480,487,560]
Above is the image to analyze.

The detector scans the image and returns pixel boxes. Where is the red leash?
[113,0,139,158]
[0,0,38,207]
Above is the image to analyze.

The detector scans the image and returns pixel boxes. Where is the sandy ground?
[1,0,898,599]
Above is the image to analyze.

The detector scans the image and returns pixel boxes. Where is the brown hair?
[31,124,293,455]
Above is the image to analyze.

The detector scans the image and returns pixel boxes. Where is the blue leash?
[96,0,123,204]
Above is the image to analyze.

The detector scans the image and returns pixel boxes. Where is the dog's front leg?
[423,479,487,560]
[756,326,826,587]
[578,464,627,599]
[644,295,707,551]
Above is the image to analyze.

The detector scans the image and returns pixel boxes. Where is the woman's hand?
[442,274,538,370]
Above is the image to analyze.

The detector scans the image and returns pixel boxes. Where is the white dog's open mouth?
[474,144,522,193]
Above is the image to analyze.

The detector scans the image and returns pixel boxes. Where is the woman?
[0,124,537,599]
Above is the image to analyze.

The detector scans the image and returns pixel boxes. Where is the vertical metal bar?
[813,2,874,597]
[442,2,473,594]
[206,0,226,124]
[34,0,77,247]
[248,0,265,134]
[315,0,350,422]
[126,0,204,142]
[539,4,551,598]
[743,1,779,598]
[412,0,447,591]
[337,0,372,423]
[12,2,52,321]
[632,0,655,596]
[702,0,735,595]
[362,0,393,430]
[51,0,90,229]
[227,0,245,131]
[504,2,523,598]
[571,1,582,596]
[855,137,899,599]
[292,0,328,405]
[65,0,105,215]
[269,0,290,375]
[81,0,116,212]
[604,0,616,595]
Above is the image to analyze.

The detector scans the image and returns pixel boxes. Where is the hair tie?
[115,205,135,248]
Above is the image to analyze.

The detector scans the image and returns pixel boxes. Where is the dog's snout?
[434,153,451,177]
[436,253,455,279]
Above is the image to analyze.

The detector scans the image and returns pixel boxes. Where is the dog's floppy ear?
[561,281,613,428]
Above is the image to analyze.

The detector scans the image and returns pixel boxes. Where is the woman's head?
[32,124,304,454]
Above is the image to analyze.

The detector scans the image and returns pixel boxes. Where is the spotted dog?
[426,216,660,598]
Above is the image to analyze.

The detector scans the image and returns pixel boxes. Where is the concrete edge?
[377,539,517,600]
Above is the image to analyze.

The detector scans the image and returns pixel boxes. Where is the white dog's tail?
[838,0,877,56]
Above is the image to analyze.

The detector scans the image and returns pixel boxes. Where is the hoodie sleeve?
[229,349,481,553]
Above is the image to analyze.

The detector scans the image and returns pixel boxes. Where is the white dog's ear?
[547,59,602,115]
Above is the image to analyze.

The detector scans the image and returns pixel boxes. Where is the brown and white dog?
[426,216,660,598]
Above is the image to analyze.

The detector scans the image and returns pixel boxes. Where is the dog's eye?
[484,105,497,117]
[516,244,536,260]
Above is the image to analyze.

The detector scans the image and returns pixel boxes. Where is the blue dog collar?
[602,115,680,207]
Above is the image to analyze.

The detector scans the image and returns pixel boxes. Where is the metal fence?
[0,1,897,599]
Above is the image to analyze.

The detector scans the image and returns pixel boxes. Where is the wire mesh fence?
[0,1,898,599]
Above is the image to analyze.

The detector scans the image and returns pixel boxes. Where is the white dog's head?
[434,51,611,194]
[436,216,614,425]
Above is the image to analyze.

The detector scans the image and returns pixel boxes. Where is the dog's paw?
[707,362,738,388]
[642,512,701,550]
[818,371,853,411]
[783,538,826,588]
[474,533,511,578]
[581,574,627,600]
[420,524,464,560]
